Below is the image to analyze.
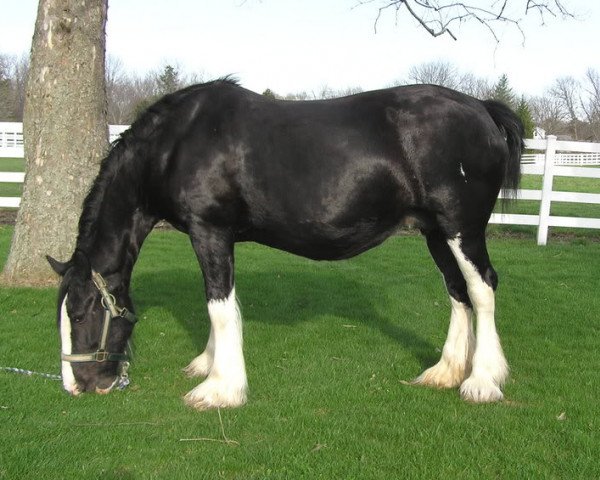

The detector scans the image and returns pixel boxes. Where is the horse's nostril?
[66,384,81,396]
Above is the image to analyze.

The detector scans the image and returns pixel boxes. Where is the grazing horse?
[48,79,523,409]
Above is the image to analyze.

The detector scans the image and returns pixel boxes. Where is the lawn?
[1,227,599,479]
[0,158,25,199]
[0,158,25,172]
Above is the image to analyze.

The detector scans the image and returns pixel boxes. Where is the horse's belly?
[240,220,397,261]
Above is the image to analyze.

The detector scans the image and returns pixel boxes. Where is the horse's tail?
[482,99,524,203]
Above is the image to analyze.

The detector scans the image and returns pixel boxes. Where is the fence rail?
[489,136,600,244]
[0,123,128,158]
[521,152,600,165]
[1,122,600,245]
[0,122,24,158]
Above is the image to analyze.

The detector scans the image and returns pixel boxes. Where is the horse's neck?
[84,180,157,286]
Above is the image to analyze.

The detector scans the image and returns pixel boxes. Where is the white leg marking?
[60,295,80,396]
[414,297,474,388]
[448,237,509,403]
[183,323,215,378]
[184,287,248,410]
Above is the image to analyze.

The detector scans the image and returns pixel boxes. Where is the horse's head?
[47,251,136,395]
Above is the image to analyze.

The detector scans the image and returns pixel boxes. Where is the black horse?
[48,79,523,409]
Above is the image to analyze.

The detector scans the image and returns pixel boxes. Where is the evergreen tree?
[262,88,277,99]
[516,96,535,139]
[492,74,516,108]
[131,65,180,120]
[157,65,180,96]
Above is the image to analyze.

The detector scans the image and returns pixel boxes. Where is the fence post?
[537,135,557,245]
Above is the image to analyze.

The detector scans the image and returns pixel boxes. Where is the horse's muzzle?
[64,375,120,396]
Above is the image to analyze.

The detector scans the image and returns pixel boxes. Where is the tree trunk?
[2,0,108,286]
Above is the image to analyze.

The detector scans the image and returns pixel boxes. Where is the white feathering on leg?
[447,237,508,403]
[184,287,248,410]
[184,324,215,378]
[414,297,474,388]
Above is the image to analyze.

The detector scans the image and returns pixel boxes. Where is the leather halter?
[61,271,137,364]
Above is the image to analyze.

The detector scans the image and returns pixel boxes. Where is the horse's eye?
[72,317,83,324]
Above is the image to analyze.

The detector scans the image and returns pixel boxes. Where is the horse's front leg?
[183,227,248,410]
[183,324,214,378]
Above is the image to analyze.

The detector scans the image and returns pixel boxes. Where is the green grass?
[0,158,24,199]
[0,182,22,198]
[1,227,599,479]
[0,157,25,172]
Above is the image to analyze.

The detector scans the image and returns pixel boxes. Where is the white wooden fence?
[0,123,128,158]
[489,136,600,245]
[521,152,600,165]
[1,121,599,245]
[0,122,24,158]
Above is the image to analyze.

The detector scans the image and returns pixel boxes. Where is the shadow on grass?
[133,266,438,370]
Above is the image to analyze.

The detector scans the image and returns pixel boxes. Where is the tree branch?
[356,0,574,42]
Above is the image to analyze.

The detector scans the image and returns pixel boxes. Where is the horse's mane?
[74,77,240,254]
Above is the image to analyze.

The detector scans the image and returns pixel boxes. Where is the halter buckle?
[95,350,109,363]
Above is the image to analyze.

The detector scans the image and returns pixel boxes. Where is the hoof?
[459,377,504,403]
[413,360,468,389]
[184,378,247,411]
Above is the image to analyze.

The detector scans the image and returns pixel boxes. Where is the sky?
[1,0,598,97]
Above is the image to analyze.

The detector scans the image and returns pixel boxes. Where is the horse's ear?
[46,255,71,276]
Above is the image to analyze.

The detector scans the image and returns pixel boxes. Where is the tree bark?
[2,0,108,286]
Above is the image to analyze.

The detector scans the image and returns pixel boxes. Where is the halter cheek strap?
[61,271,137,364]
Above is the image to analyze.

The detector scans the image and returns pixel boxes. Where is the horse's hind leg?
[183,225,248,410]
[447,233,508,402]
[414,230,475,388]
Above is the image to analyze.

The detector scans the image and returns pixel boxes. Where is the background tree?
[106,55,130,124]
[0,54,26,121]
[117,71,159,123]
[406,60,459,89]
[262,88,277,99]
[11,54,30,120]
[457,72,493,99]
[492,74,516,108]
[2,0,108,285]
[530,94,569,137]
[550,76,582,139]
[516,96,535,138]
[128,64,201,121]
[402,60,492,98]
[156,64,181,96]
[0,55,15,120]
[581,68,600,141]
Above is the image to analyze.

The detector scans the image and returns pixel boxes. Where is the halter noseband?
[61,270,137,364]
